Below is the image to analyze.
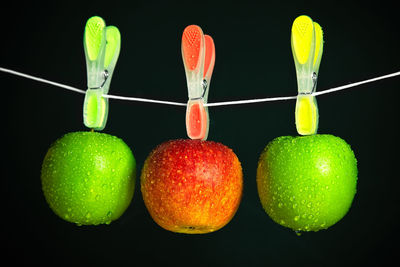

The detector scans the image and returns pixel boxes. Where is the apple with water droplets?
[141,139,243,234]
[41,131,136,225]
[257,134,358,233]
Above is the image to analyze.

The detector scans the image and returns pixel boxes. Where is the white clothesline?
[1,67,399,107]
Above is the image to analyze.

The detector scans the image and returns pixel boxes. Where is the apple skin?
[141,139,243,234]
[257,134,358,232]
[41,131,136,225]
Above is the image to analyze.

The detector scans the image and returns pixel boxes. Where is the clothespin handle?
[291,15,323,135]
[83,16,120,131]
[182,25,215,140]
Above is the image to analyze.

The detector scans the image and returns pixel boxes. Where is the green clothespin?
[291,15,323,135]
[83,16,120,131]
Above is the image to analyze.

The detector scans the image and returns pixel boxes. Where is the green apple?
[257,134,357,232]
[41,131,136,225]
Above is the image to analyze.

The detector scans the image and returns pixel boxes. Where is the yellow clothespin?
[181,25,215,140]
[83,16,121,131]
[291,15,323,135]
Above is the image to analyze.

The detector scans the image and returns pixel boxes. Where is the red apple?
[141,139,243,234]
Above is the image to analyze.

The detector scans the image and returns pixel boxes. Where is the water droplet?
[294,215,300,221]
[107,211,112,217]
[295,230,302,236]
[278,202,283,208]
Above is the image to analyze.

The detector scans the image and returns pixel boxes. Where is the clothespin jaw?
[182,25,215,140]
[83,16,121,131]
[291,15,323,135]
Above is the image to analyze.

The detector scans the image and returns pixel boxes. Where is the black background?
[2,1,399,266]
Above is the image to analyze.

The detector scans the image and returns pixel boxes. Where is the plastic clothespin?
[182,25,215,140]
[83,16,121,131]
[291,15,323,135]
